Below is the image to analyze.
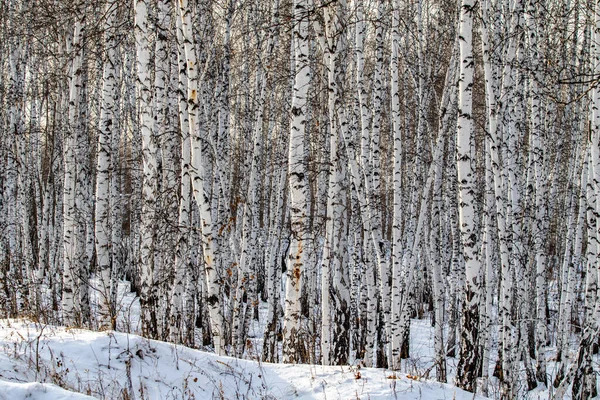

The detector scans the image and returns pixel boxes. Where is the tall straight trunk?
[396,0,432,360]
[210,5,233,340]
[110,53,122,311]
[354,7,375,365]
[369,4,389,364]
[480,0,518,394]
[63,13,85,327]
[178,0,225,355]
[554,147,584,383]
[4,1,25,317]
[214,0,233,237]
[233,65,266,358]
[338,102,378,367]
[445,154,463,360]
[171,10,193,345]
[428,40,458,383]
[390,0,404,369]
[123,49,142,296]
[509,17,537,389]
[95,0,118,331]
[29,87,44,314]
[34,72,51,314]
[283,0,311,364]
[153,0,173,340]
[592,0,600,215]
[351,1,389,367]
[51,89,68,321]
[313,0,348,366]
[524,0,548,384]
[38,152,53,315]
[261,1,284,363]
[572,152,598,398]
[500,0,530,392]
[263,166,287,362]
[15,36,32,315]
[572,3,600,391]
[0,72,12,317]
[331,180,351,365]
[75,46,91,328]
[480,137,496,396]
[455,0,480,390]
[429,136,447,383]
[135,0,158,338]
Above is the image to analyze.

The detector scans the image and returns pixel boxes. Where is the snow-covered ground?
[0,378,94,400]
[1,280,579,399]
[0,317,491,399]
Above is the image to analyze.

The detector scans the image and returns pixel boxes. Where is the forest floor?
[0,318,488,399]
[0,282,585,399]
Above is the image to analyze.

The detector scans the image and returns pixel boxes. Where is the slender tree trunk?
[63,13,86,327]
[152,0,173,340]
[95,0,118,331]
[170,9,193,344]
[178,0,225,355]
[455,0,480,391]
[135,0,158,338]
[282,0,311,363]
[390,0,404,370]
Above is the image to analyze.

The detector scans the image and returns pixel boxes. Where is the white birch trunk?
[63,16,85,327]
[312,0,348,366]
[262,2,285,363]
[171,10,193,344]
[480,0,518,393]
[153,0,172,340]
[571,4,600,391]
[233,66,266,357]
[283,0,311,363]
[178,0,225,355]
[455,0,480,391]
[135,0,158,338]
[390,0,404,369]
[263,166,287,362]
[427,39,458,382]
[75,47,91,327]
[429,139,447,383]
[480,138,496,396]
[95,0,118,331]
[555,152,584,378]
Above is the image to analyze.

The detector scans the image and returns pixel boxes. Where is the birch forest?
[1,0,600,398]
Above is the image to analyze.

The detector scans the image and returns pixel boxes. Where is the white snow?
[0,379,94,400]
[0,318,490,399]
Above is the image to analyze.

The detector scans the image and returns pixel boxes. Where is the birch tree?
[134,0,159,338]
[95,0,118,331]
[178,0,225,355]
[63,6,89,328]
[283,0,311,364]
[313,0,350,366]
[454,0,480,391]
[170,7,193,345]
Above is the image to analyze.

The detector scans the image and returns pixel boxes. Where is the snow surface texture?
[0,319,490,400]
[0,379,94,400]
